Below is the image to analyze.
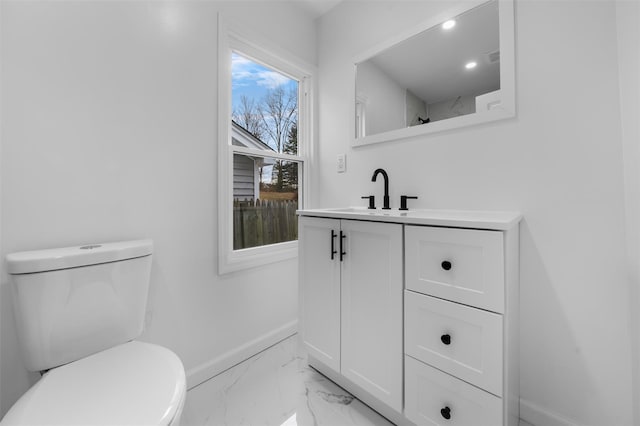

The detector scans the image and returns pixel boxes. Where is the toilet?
[1,240,186,425]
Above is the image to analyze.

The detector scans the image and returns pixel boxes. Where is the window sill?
[218,240,298,274]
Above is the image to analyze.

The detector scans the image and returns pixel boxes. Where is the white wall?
[357,60,406,136]
[317,1,634,425]
[0,0,3,409]
[0,0,315,417]
[405,89,427,127]
[616,1,640,423]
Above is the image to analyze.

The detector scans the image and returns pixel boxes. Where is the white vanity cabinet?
[298,216,404,413]
[298,208,520,426]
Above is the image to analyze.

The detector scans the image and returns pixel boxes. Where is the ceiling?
[294,0,342,18]
[367,0,500,104]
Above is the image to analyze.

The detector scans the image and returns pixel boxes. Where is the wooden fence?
[233,199,298,250]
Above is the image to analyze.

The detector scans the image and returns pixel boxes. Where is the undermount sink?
[297,207,522,231]
[324,207,398,214]
[324,207,403,216]
[324,207,368,213]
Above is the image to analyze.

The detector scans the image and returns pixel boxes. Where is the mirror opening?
[353,0,515,146]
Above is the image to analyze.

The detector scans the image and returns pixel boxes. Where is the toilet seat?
[1,341,186,425]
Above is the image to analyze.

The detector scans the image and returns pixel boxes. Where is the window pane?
[233,153,299,250]
[231,52,298,155]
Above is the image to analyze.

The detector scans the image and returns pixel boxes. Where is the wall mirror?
[352,0,515,146]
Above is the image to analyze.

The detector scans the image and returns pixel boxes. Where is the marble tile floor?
[181,334,394,426]
[182,334,531,426]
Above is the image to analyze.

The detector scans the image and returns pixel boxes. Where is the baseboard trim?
[520,398,579,426]
[185,320,298,390]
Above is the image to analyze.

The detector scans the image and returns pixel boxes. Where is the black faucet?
[399,195,418,211]
[371,168,390,209]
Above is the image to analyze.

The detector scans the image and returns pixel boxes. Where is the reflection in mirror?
[354,0,513,143]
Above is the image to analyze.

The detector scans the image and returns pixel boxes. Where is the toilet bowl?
[1,240,186,425]
[1,341,187,425]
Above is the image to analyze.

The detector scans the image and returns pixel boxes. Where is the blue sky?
[231,52,298,120]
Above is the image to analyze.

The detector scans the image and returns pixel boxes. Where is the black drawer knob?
[441,260,452,271]
[441,334,451,345]
[441,406,451,420]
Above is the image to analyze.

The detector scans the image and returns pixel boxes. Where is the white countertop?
[297,207,522,231]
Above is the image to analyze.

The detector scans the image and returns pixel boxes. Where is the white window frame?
[218,15,314,274]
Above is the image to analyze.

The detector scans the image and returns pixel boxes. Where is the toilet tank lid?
[6,239,153,275]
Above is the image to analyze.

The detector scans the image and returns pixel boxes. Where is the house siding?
[233,154,256,201]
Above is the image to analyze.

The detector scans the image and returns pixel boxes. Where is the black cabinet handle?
[440,406,451,420]
[441,260,452,271]
[441,334,451,345]
[340,231,346,261]
[330,230,337,260]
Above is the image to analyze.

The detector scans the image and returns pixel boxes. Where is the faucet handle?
[361,195,376,209]
[399,195,418,211]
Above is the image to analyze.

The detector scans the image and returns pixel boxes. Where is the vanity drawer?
[405,226,505,313]
[405,355,503,426]
[405,291,503,395]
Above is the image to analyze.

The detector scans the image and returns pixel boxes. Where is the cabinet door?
[299,217,341,372]
[340,220,403,412]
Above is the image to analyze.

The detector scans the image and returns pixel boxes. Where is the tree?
[258,86,297,191]
[259,86,297,153]
[232,95,265,141]
[283,122,297,155]
[280,123,298,191]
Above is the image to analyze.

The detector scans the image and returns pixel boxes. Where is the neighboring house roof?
[231,121,275,152]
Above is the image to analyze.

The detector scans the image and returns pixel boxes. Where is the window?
[218,18,313,273]
[231,52,300,250]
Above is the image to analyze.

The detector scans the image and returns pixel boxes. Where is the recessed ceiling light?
[442,20,456,30]
[465,61,478,69]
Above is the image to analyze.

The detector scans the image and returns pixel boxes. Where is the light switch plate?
[337,154,346,173]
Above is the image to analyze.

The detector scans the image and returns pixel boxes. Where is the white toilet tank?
[7,240,153,372]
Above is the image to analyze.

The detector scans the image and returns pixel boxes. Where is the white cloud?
[232,52,292,90]
[232,54,251,67]
[256,71,291,89]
